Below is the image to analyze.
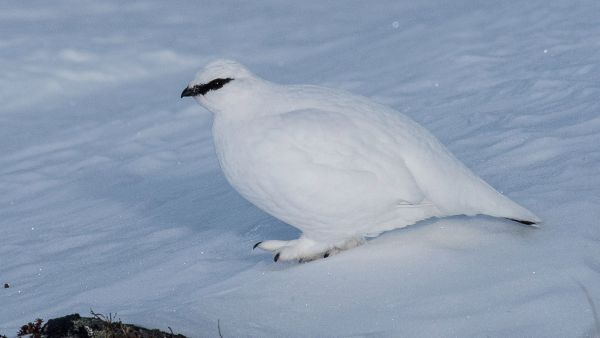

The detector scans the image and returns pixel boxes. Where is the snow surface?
[1,1,599,337]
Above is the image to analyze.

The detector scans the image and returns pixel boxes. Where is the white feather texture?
[186,59,540,261]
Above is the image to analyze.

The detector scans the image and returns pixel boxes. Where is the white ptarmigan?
[181,59,540,262]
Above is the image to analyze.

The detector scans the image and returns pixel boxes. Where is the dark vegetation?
[4,311,187,338]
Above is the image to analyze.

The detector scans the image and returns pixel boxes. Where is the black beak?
[181,87,195,98]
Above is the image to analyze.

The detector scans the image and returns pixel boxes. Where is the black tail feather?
[507,218,536,225]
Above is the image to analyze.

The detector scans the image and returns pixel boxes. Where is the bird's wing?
[250,108,428,209]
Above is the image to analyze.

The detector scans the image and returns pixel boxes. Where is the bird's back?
[279,85,540,225]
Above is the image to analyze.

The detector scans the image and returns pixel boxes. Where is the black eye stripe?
[189,78,233,96]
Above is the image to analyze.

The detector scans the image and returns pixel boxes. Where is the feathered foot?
[253,236,365,263]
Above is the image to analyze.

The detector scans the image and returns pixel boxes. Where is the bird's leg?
[254,236,365,262]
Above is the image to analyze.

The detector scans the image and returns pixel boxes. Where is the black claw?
[274,253,280,262]
[323,252,330,258]
[253,241,262,250]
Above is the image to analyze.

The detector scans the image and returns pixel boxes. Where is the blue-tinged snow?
[1,1,599,337]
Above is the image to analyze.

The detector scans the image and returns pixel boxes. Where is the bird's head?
[181,59,263,118]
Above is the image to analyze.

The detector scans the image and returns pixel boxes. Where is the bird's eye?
[208,78,233,91]
[181,77,234,97]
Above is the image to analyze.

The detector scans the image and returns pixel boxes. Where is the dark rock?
[45,313,81,337]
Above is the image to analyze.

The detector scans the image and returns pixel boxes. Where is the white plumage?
[182,60,540,262]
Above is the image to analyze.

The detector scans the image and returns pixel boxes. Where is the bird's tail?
[506,217,539,226]
[459,174,541,226]
[479,190,541,226]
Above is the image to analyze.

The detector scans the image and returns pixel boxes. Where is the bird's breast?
[212,118,273,202]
